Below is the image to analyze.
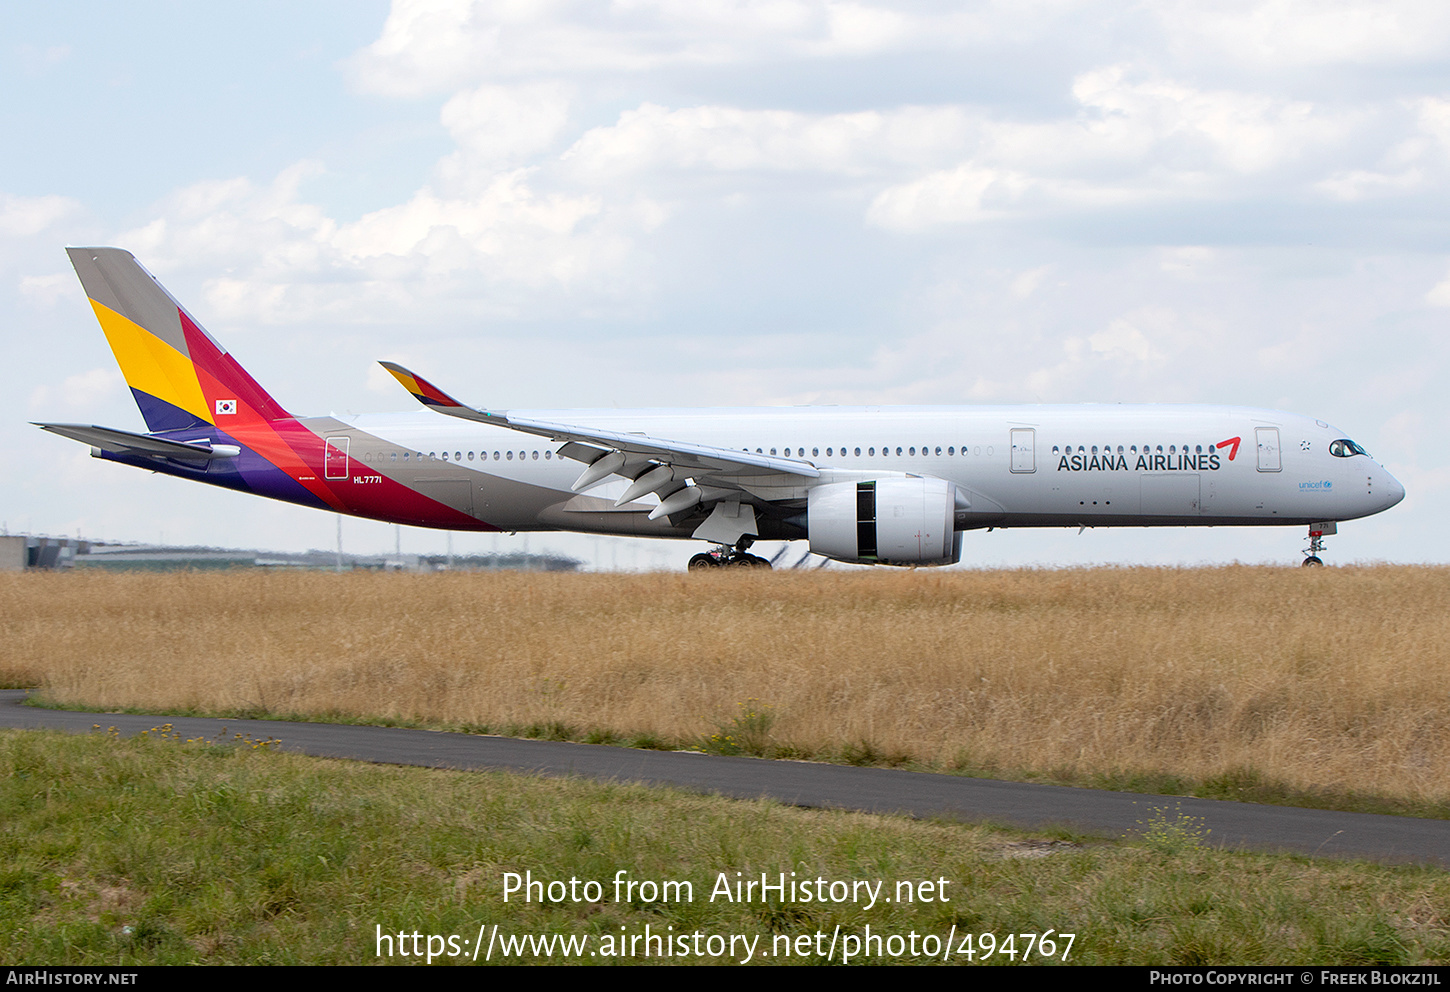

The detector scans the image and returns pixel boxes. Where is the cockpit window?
[1329,439,1368,458]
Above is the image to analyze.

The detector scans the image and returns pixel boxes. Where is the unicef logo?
[1324,480,1332,489]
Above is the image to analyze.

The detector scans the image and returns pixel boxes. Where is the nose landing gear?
[1302,521,1336,567]
[687,538,772,570]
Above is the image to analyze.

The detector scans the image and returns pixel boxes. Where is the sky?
[4,0,1448,570]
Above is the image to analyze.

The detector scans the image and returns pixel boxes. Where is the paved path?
[3,689,1446,867]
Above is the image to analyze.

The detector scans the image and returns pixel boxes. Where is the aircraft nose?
[1380,470,1406,511]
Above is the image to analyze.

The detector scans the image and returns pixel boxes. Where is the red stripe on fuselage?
[177,309,488,527]
[271,419,490,528]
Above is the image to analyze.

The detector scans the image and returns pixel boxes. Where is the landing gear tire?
[687,547,772,570]
[1302,556,1323,567]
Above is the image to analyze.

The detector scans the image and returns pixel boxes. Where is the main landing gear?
[1302,522,1336,567]
[687,538,772,570]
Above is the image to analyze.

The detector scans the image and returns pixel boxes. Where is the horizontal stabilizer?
[35,423,240,460]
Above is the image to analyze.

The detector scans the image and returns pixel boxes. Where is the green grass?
[3,728,1449,965]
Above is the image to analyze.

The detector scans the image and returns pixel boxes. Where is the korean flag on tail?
[215,399,237,416]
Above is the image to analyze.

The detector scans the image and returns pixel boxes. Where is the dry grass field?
[4,566,1448,807]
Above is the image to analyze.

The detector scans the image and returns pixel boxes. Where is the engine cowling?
[807,477,961,566]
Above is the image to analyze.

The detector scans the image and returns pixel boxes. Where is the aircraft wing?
[34,423,240,460]
[502,412,821,480]
[379,362,819,531]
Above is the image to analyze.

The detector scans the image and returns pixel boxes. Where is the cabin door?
[324,436,350,480]
[1255,427,1281,472]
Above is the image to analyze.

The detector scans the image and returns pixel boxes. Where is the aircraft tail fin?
[66,247,291,432]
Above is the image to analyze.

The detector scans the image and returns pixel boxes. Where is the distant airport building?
[0,534,580,573]
[0,534,83,570]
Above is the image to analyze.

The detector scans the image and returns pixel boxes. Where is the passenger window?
[506,451,513,460]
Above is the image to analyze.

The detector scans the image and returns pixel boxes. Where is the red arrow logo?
[1217,436,1242,461]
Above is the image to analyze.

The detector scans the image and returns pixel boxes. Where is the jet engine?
[807,477,961,566]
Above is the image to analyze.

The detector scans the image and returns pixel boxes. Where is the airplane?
[38,247,1405,569]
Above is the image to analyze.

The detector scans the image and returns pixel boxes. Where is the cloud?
[563,102,970,178]
[0,193,83,238]
[1155,0,1450,71]
[344,0,1001,97]
[18,272,72,308]
[15,43,73,75]
[866,65,1372,229]
[110,158,652,326]
[867,164,1031,228]
[27,367,123,416]
[1088,318,1155,362]
[1425,267,1450,307]
[439,82,575,175]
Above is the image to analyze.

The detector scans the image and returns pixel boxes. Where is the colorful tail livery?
[40,248,482,529]
[67,247,290,432]
[40,248,1404,567]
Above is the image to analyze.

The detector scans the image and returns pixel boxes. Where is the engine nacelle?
[807,478,961,566]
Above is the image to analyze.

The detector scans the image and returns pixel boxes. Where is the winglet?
[379,361,469,409]
[378,362,505,424]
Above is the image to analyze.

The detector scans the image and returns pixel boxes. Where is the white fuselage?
[329,404,1404,536]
